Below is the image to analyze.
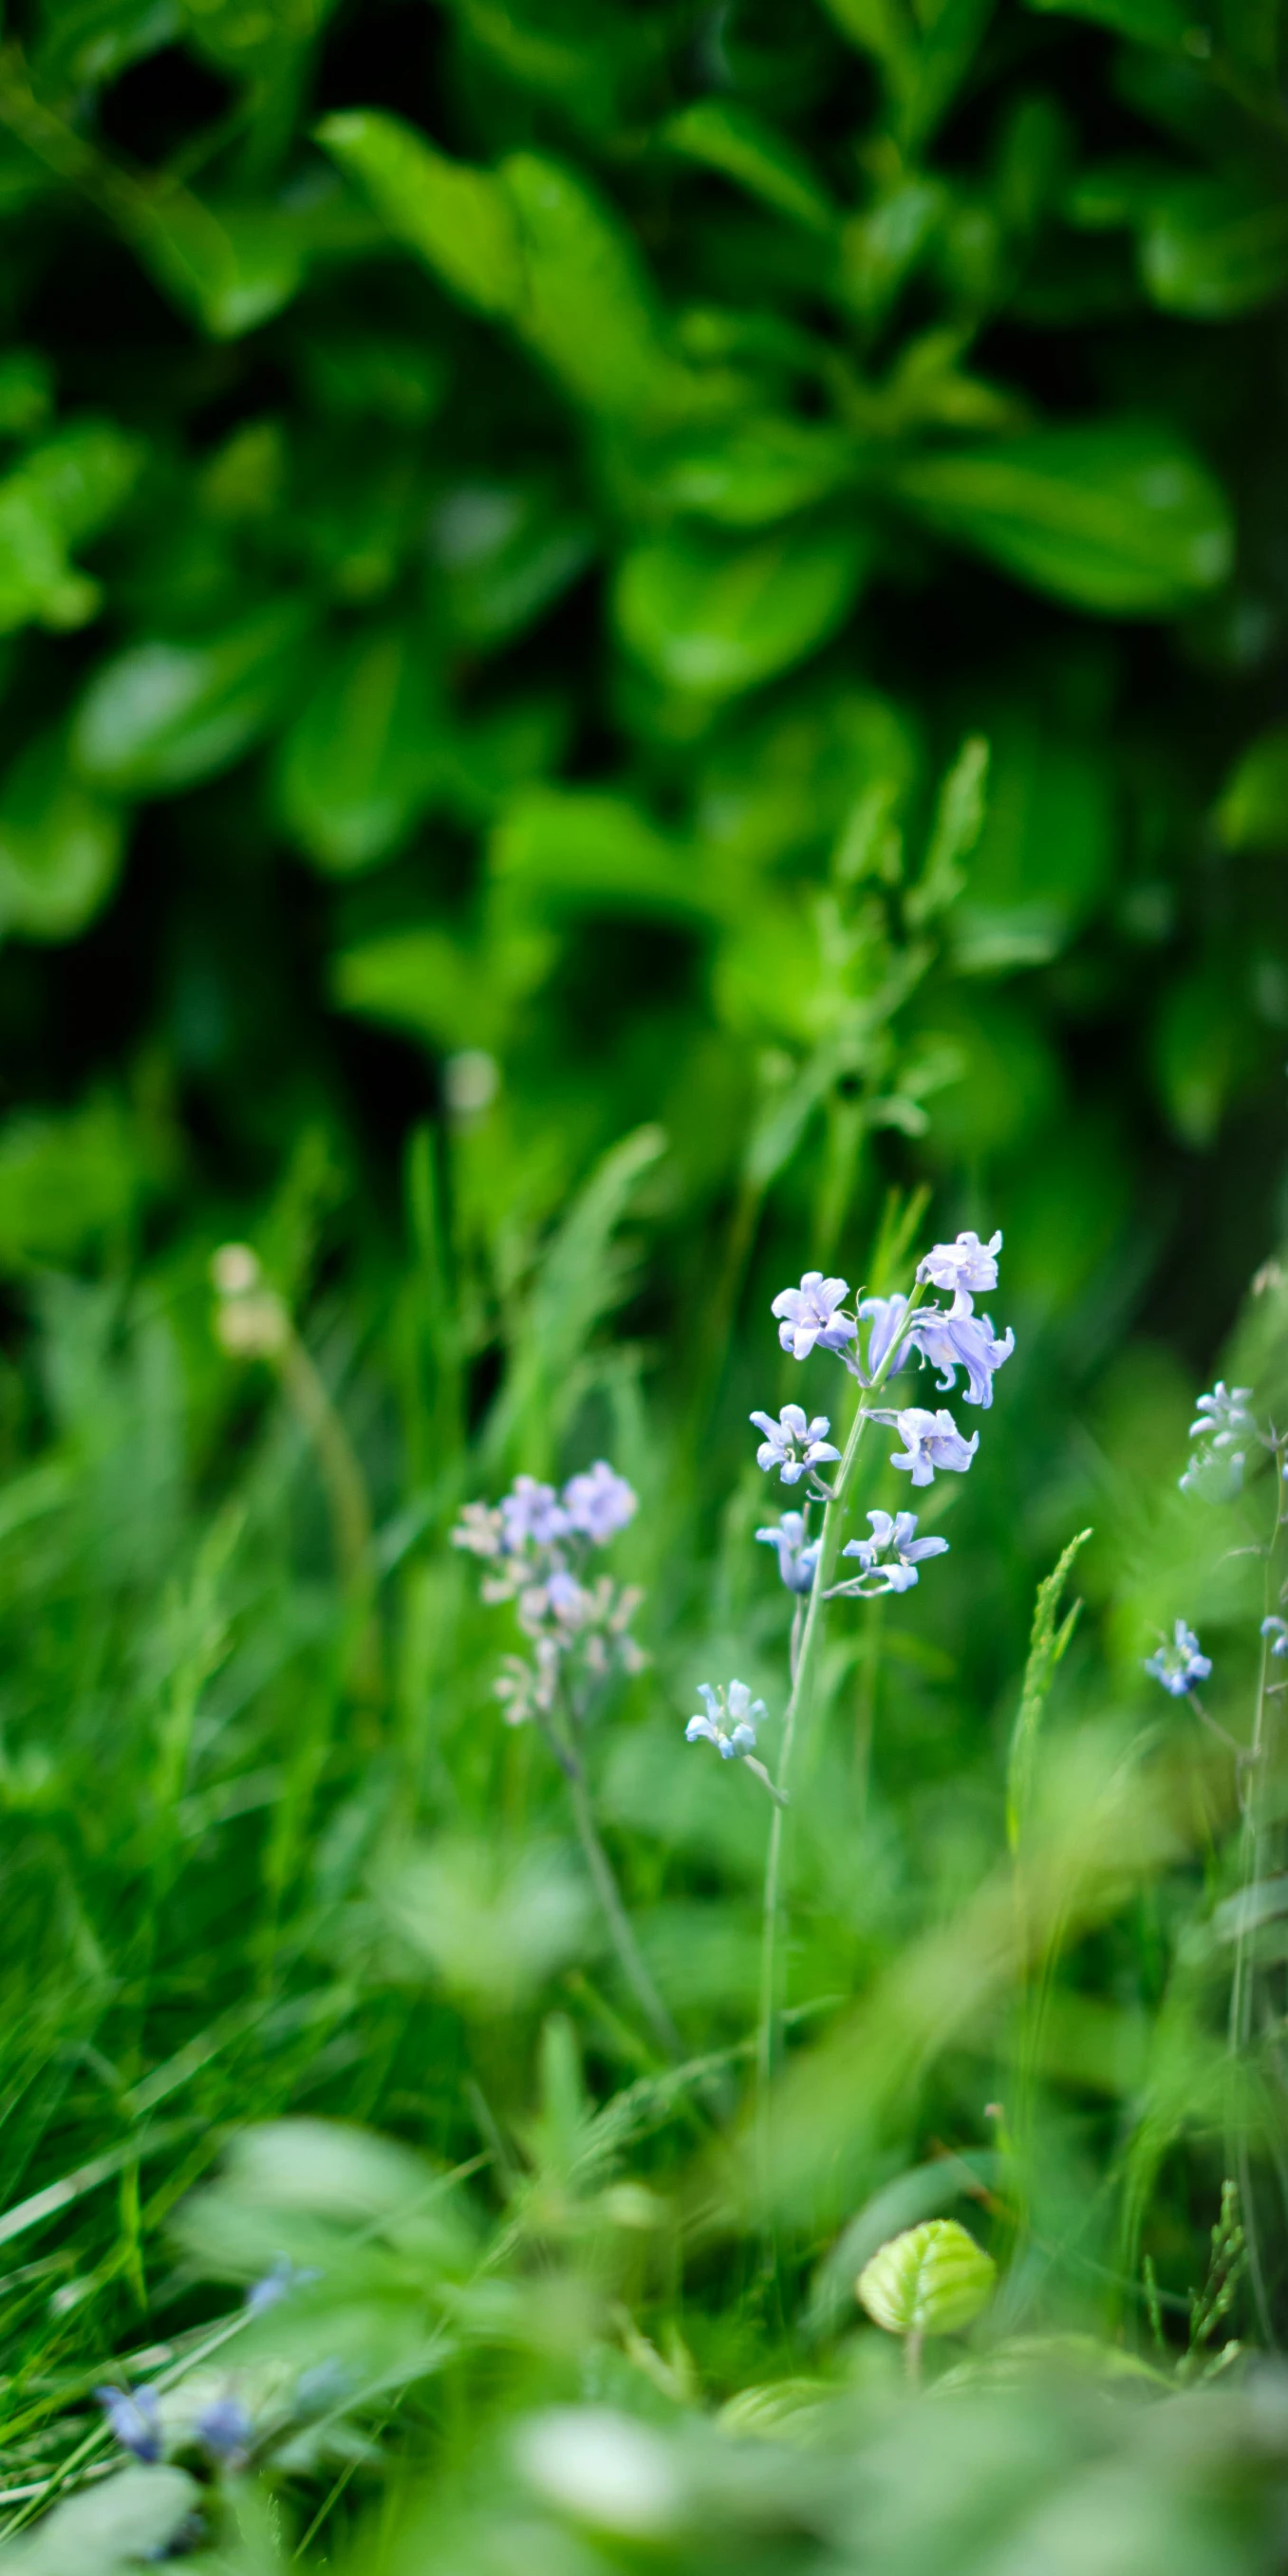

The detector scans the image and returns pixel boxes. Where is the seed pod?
[856,2218,997,2338]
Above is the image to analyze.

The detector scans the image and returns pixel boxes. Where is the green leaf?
[0,350,54,438]
[644,418,863,527]
[662,101,839,234]
[499,151,683,420]
[380,1836,592,2008]
[1151,965,1250,1145]
[35,0,182,89]
[891,423,1232,613]
[276,623,443,873]
[952,705,1115,968]
[316,109,525,317]
[429,482,595,646]
[332,919,553,1050]
[1140,180,1288,318]
[491,786,728,923]
[0,726,125,941]
[1215,725,1288,849]
[905,733,989,924]
[614,526,868,698]
[178,0,338,73]
[71,598,312,795]
[9,2466,198,2573]
[0,421,143,634]
[856,2217,998,2336]
[898,0,998,151]
[0,1098,144,1269]
[131,194,310,338]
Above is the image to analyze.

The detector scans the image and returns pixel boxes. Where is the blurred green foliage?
[1,0,1288,2563]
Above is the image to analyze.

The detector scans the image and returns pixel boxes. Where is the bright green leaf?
[0,421,142,634]
[615,526,868,698]
[891,423,1231,613]
[316,109,525,317]
[644,417,862,527]
[856,2218,998,2336]
[429,481,595,646]
[1140,179,1288,318]
[1215,725,1288,849]
[499,151,683,420]
[491,787,727,923]
[0,727,125,941]
[662,100,839,234]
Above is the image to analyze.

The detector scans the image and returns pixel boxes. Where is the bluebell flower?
[563,1461,637,1542]
[685,1679,765,1760]
[543,1567,588,1625]
[1261,1616,1288,1658]
[883,1406,980,1486]
[771,1273,856,1362]
[245,2256,321,2315]
[856,1294,911,1383]
[756,1511,820,1594]
[838,1509,949,1595]
[915,1230,1001,1300]
[905,1307,1016,1409]
[196,2393,253,2462]
[95,2382,162,2462]
[1180,1382,1255,1494]
[750,1403,840,1484]
[500,1475,569,1550]
[1144,1620,1212,1697]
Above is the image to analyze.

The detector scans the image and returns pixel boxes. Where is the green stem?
[1227,1442,1286,2344]
[564,1755,681,2063]
[756,1307,910,2133]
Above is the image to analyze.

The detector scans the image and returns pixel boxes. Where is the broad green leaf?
[9,2465,198,2573]
[380,1835,592,2008]
[891,424,1231,612]
[0,726,124,941]
[1215,725,1288,849]
[499,152,683,420]
[131,194,313,338]
[316,110,525,317]
[1140,180,1288,318]
[1023,0,1192,46]
[276,623,443,873]
[856,2218,997,2336]
[615,526,868,698]
[332,922,551,1050]
[644,418,862,527]
[72,598,312,795]
[429,482,595,646]
[0,421,142,634]
[179,0,338,73]
[0,1098,143,1268]
[662,101,839,234]
[491,787,729,923]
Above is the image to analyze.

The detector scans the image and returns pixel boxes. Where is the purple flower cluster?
[454,1463,644,1728]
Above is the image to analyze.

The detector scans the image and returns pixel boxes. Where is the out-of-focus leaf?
[35,0,181,89]
[380,1836,593,2007]
[0,350,53,438]
[900,0,998,149]
[0,421,143,634]
[891,424,1231,612]
[441,693,571,821]
[1023,0,1191,47]
[841,178,946,317]
[1216,725,1288,850]
[615,526,868,697]
[429,482,595,646]
[644,418,862,527]
[662,101,839,234]
[491,787,727,923]
[0,726,125,941]
[130,189,361,338]
[952,708,1114,967]
[276,622,442,873]
[316,109,526,316]
[8,2465,198,2573]
[498,152,684,421]
[0,1099,143,1269]
[1151,966,1251,1145]
[332,915,554,1050]
[178,0,338,74]
[72,598,313,795]
[1139,180,1288,318]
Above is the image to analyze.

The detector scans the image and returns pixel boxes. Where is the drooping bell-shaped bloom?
[839,1508,949,1595]
[915,1230,1001,1302]
[95,2383,162,2462]
[685,1679,765,1760]
[563,1461,638,1542]
[1144,1619,1212,1697]
[756,1511,821,1595]
[855,1293,911,1384]
[750,1402,840,1484]
[906,1307,1016,1408]
[886,1407,980,1487]
[771,1273,856,1361]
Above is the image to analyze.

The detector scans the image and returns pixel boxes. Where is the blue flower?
[839,1509,949,1595]
[750,1403,840,1484]
[1180,1383,1255,1494]
[1261,1616,1288,1658]
[856,1294,911,1383]
[771,1273,856,1362]
[756,1511,820,1594]
[915,1230,1002,1300]
[500,1475,569,1550]
[1144,1620,1212,1697]
[196,2393,253,2462]
[884,1406,979,1486]
[905,1307,1016,1409]
[95,2383,161,2463]
[685,1679,765,1760]
[245,2256,321,2314]
[562,1462,637,1542]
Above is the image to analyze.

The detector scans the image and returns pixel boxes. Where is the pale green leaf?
[615,527,868,698]
[856,2218,998,2336]
[276,623,443,873]
[72,598,312,795]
